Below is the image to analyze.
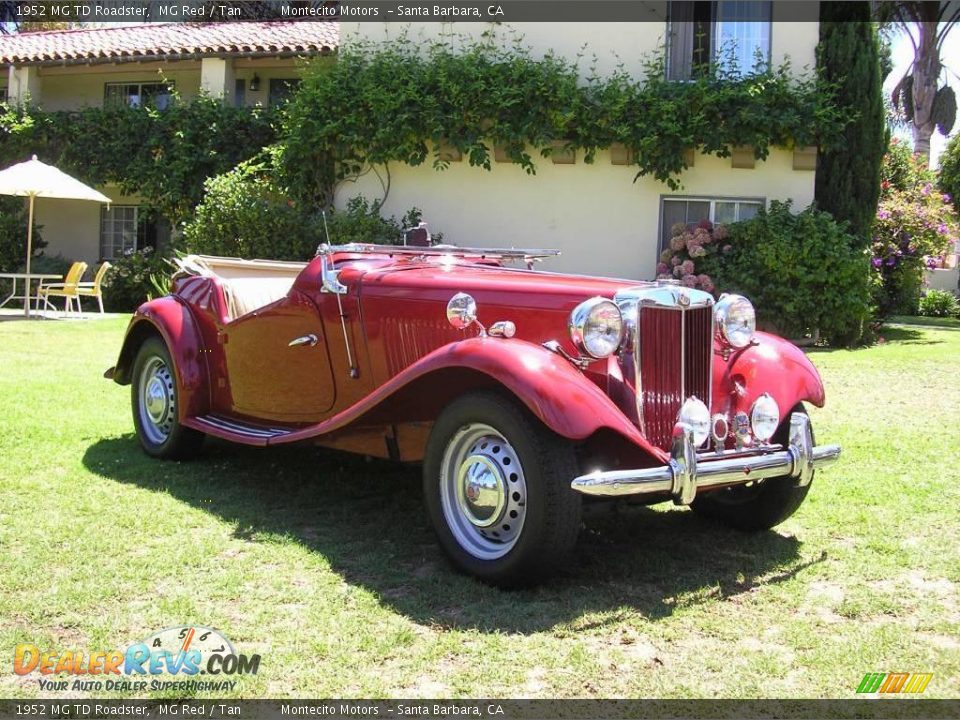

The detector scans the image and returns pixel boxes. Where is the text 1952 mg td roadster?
[107,243,840,586]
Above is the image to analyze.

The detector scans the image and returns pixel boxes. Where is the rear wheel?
[131,336,204,460]
[423,392,581,587]
[690,404,813,531]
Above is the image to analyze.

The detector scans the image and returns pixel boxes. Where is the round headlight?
[750,393,780,442]
[678,397,711,447]
[715,294,756,348]
[568,297,623,358]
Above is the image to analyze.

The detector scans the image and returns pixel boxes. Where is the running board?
[185,414,297,446]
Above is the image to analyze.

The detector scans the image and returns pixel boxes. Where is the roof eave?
[3,46,335,68]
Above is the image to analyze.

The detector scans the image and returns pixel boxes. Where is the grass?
[0,316,958,700]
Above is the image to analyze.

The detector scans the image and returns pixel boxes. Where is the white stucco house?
[0,9,823,282]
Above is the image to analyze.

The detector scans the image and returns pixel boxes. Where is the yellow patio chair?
[76,261,111,314]
[37,261,88,317]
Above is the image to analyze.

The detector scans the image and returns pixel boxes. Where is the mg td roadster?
[108,242,840,586]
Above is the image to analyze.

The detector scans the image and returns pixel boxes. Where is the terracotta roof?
[0,21,338,65]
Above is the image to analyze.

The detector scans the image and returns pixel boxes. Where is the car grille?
[617,286,715,451]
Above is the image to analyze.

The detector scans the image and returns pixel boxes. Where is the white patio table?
[0,272,61,318]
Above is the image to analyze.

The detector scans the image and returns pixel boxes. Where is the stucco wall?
[339,20,818,280]
[340,147,814,280]
[343,19,818,77]
[34,186,143,266]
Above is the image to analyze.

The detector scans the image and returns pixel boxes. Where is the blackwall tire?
[131,336,205,460]
[423,392,582,587]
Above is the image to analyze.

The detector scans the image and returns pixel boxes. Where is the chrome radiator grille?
[617,286,715,451]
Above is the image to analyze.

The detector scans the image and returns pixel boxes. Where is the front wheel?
[131,336,205,460]
[690,404,813,531]
[423,392,582,587]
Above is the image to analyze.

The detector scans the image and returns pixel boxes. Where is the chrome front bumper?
[571,413,840,505]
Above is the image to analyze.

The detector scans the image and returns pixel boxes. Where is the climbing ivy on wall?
[0,95,277,224]
[279,37,847,205]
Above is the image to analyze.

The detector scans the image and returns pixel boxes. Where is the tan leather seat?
[176,254,307,322]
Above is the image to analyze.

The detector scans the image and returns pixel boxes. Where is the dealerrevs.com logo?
[13,626,260,693]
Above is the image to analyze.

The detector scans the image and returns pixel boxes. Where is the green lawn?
[1,316,958,699]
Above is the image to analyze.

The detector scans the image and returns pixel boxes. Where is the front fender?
[110,297,208,419]
[278,338,666,461]
[723,331,825,417]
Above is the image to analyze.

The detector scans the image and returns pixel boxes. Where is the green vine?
[0,95,277,223]
[280,37,847,202]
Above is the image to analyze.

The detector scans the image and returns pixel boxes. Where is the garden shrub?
[0,196,45,272]
[183,154,425,259]
[872,143,959,317]
[938,131,960,214]
[101,248,173,312]
[19,253,74,276]
[694,201,873,345]
[182,156,322,261]
[917,289,960,318]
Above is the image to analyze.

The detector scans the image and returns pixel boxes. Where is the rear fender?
[723,331,825,417]
[110,297,208,419]
[278,338,667,462]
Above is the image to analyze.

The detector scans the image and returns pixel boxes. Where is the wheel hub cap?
[458,455,506,527]
[145,376,169,423]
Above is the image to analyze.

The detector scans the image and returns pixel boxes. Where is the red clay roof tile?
[0,21,338,65]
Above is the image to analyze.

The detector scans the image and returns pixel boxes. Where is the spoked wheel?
[691,404,813,531]
[424,392,581,587]
[131,336,204,460]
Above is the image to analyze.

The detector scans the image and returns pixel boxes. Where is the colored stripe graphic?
[856,673,932,694]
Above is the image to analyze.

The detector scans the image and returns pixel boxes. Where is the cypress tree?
[814,2,887,246]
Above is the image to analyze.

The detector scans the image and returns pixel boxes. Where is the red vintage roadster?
[108,243,840,585]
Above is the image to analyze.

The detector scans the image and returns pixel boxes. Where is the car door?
[222,290,335,423]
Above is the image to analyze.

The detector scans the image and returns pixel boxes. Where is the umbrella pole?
[25,194,34,317]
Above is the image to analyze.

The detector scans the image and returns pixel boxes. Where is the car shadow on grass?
[84,436,820,634]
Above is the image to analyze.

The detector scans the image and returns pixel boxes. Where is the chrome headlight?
[568,297,623,359]
[715,293,756,348]
[750,393,780,442]
[678,397,711,447]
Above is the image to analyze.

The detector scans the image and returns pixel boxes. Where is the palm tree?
[885,1,960,162]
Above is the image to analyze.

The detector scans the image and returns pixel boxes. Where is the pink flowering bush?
[872,147,959,316]
[656,219,723,293]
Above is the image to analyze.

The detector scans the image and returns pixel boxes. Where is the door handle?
[288,334,318,347]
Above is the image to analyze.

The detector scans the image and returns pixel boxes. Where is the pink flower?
[943,193,953,203]
[689,244,707,258]
[656,262,670,275]
[680,259,695,275]
[670,235,686,252]
[670,222,687,237]
[681,273,698,288]
[922,183,932,196]
[713,224,728,240]
[698,273,712,286]
[673,265,684,278]
[696,219,713,231]
[722,244,733,254]
[671,256,682,266]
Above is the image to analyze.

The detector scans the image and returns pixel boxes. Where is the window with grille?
[104,82,175,110]
[659,197,763,253]
[666,1,772,80]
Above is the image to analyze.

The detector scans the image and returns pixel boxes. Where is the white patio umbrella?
[0,155,111,315]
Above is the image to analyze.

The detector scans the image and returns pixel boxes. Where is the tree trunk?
[910,12,942,164]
